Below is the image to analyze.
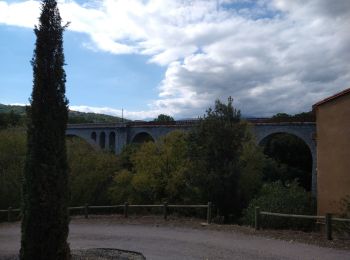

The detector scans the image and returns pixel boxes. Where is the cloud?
[271,0,350,19]
[69,105,161,120]
[0,0,39,28]
[1,0,350,119]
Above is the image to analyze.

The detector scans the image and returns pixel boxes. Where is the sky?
[0,0,349,120]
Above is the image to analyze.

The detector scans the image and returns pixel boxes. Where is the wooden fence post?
[325,213,332,240]
[124,202,129,218]
[84,204,89,219]
[207,202,212,224]
[8,207,12,222]
[163,202,168,220]
[255,207,261,230]
[68,207,71,221]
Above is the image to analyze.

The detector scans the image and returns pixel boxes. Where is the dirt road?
[1,217,349,259]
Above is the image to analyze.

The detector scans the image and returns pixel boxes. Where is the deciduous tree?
[153,114,175,122]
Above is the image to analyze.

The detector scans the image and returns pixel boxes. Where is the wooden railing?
[0,207,20,223]
[254,207,350,240]
[1,202,212,224]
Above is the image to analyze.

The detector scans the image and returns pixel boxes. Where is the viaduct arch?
[252,123,316,194]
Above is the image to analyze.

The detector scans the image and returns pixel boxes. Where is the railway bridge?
[66,120,316,194]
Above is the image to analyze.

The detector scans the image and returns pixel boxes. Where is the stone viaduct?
[66,120,316,195]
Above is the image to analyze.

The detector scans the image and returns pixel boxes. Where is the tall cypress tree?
[20,1,70,259]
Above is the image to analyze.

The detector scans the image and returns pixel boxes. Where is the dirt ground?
[73,214,350,250]
[1,215,349,260]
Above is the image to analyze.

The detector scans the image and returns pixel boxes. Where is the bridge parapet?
[67,119,315,129]
[67,123,127,129]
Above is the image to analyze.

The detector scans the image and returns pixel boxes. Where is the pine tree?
[20,1,70,259]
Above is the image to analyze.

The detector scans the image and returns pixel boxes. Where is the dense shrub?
[0,128,26,209]
[109,131,199,205]
[0,111,24,129]
[242,181,316,230]
[67,137,119,206]
[0,132,119,211]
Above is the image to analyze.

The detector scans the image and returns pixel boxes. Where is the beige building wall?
[316,93,350,216]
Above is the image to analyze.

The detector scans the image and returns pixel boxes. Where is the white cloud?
[0,0,39,28]
[1,0,350,119]
[69,105,161,120]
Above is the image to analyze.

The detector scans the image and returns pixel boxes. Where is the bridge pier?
[116,128,128,154]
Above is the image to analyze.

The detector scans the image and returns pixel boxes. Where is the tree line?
[0,106,125,129]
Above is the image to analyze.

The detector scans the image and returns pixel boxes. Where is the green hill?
[68,110,128,124]
[0,104,128,125]
[0,104,26,115]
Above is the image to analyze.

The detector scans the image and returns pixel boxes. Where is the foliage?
[272,113,291,120]
[262,133,312,190]
[68,110,126,124]
[0,111,24,128]
[293,111,315,121]
[109,131,198,204]
[153,114,175,122]
[108,169,134,204]
[0,129,26,209]
[0,104,27,115]
[242,181,316,230]
[0,113,5,128]
[0,103,126,125]
[238,139,265,209]
[0,130,119,211]
[187,97,263,221]
[67,137,119,206]
[0,113,8,129]
[117,143,141,171]
[271,111,315,122]
[21,1,70,258]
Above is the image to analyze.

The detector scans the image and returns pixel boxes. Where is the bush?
[67,137,119,206]
[108,131,198,205]
[0,131,120,212]
[0,132,120,211]
[108,169,134,204]
[242,181,316,230]
[0,128,26,209]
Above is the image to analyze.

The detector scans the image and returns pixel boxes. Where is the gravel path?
[1,216,350,260]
